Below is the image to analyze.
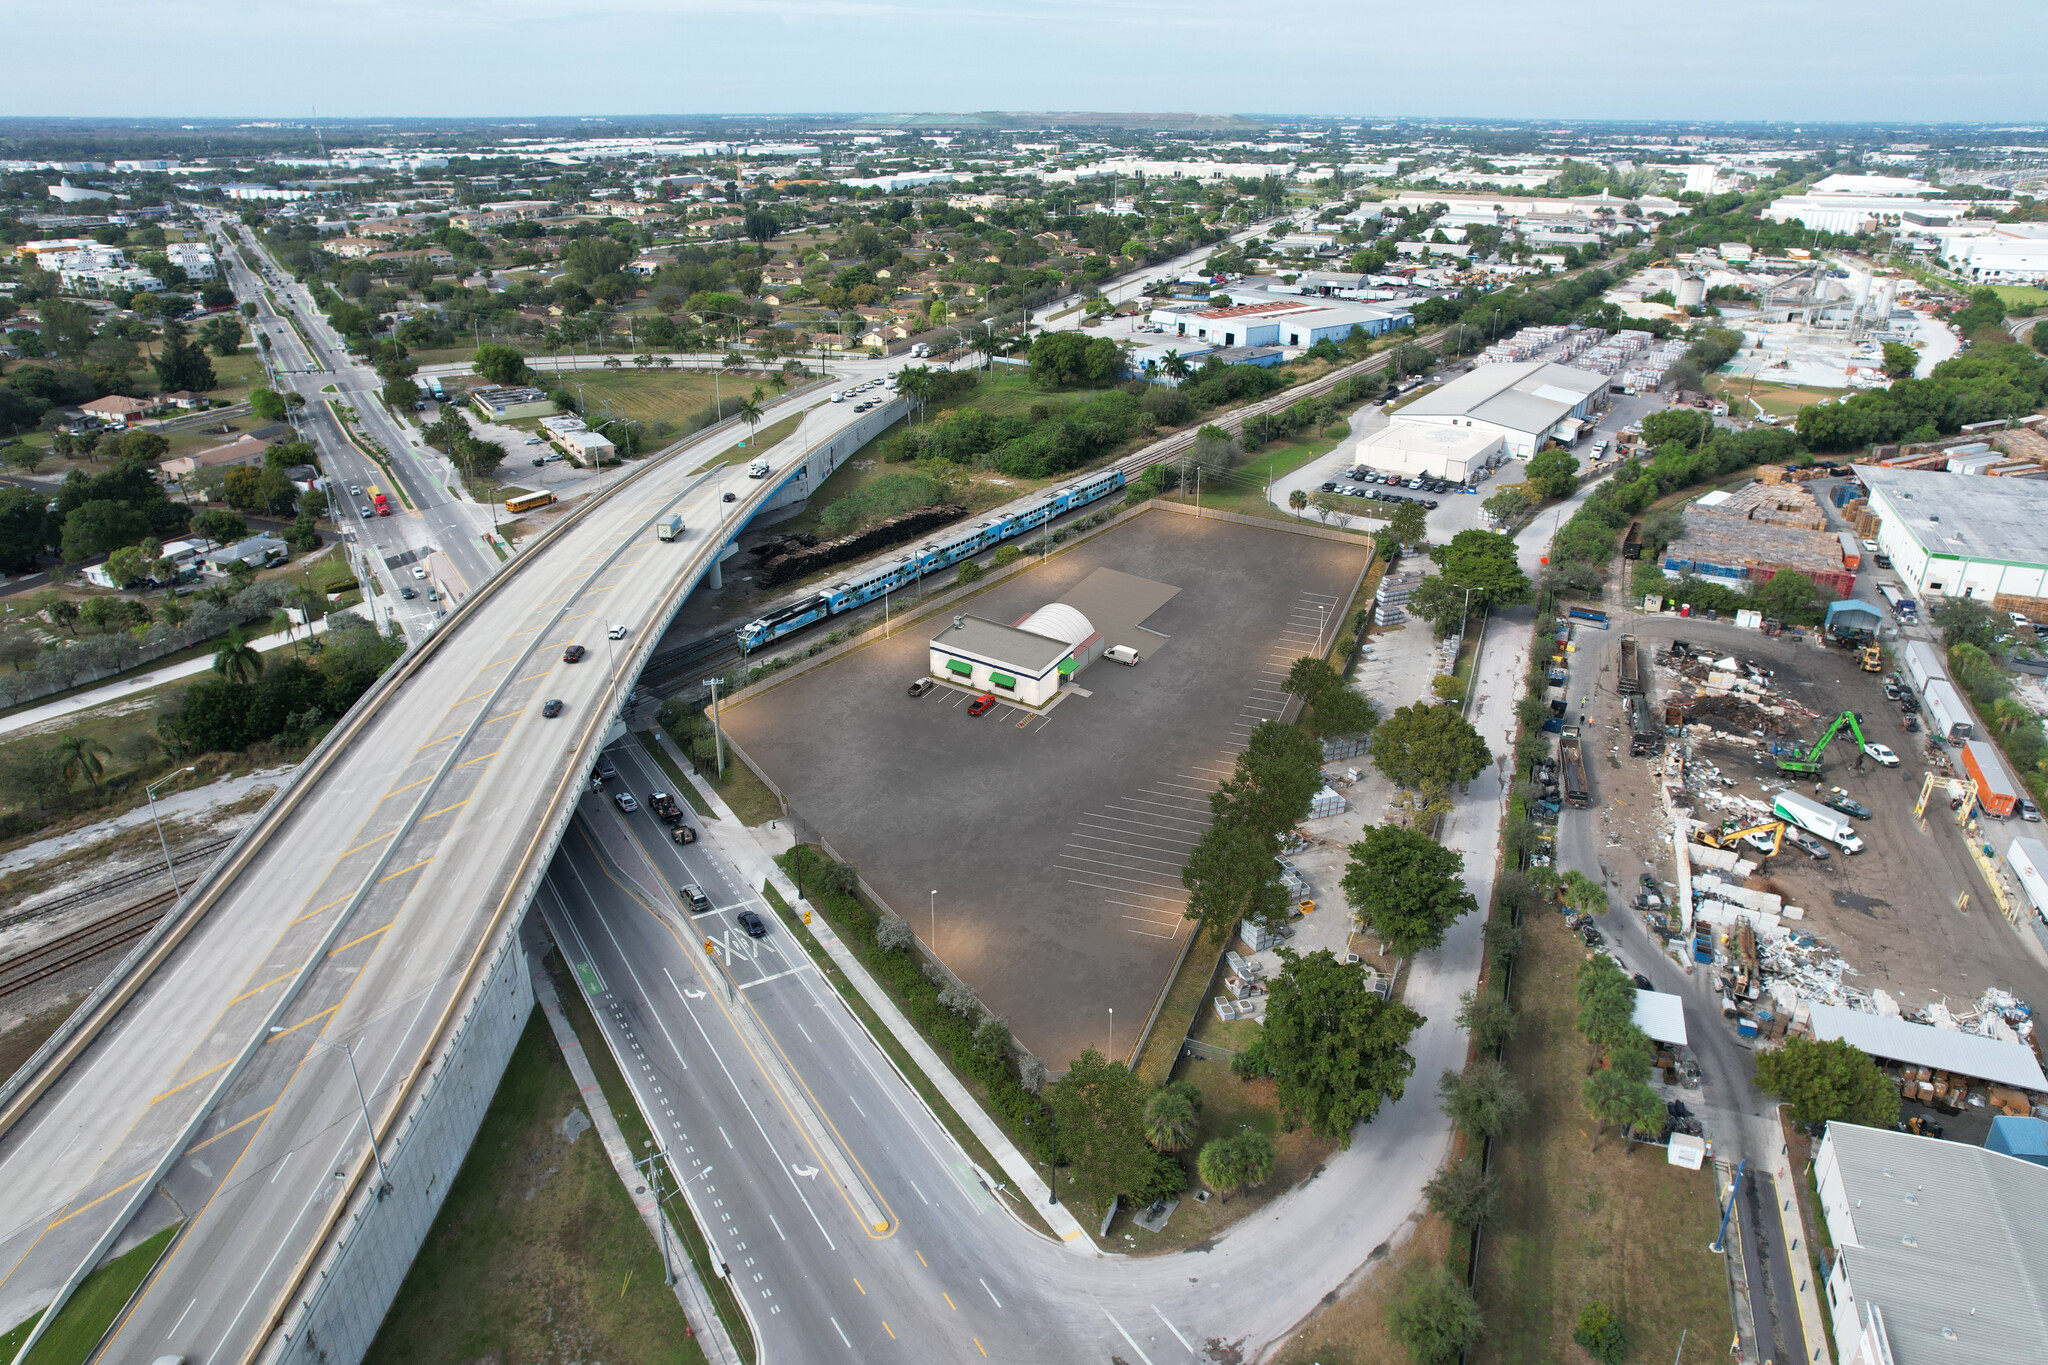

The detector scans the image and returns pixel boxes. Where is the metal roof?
[1807,1003,2048,1090]
[1632,989,1688,1045]
[1396,360,1608,436]
[927,614,1071,675]
[1820,1122,2048,1365]
[1856,463,2048,568]
[1015,603,1095,647]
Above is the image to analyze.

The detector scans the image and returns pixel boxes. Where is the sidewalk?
[0,605,370,739]
[650,726,1096,1253]
[527,946,744,1365]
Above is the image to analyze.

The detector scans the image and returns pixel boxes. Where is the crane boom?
[1773,710,1868,775]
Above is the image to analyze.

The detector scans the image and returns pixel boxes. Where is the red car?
[966,693,998,717]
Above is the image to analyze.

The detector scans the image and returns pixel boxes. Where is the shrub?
[1573,1302,1625,1365]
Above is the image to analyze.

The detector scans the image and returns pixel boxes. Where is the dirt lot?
[1582,611,2048,1016]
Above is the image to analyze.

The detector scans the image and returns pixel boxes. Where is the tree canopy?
[1259,948,1423,1145]
[1342,823,1479,957]
[1371,703,1491,790]
[1525,447,1579,498]
[1283,655,1378,737]
[1755,1035,1901,1129]
[1044,1048,1179,1210]
[1427,529,1532,611]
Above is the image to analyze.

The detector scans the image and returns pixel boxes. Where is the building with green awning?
[926,612,1078,707]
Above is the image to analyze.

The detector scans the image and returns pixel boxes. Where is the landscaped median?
[0,1224,178,1365]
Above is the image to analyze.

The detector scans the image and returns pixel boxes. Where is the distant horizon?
[4,0,2042,124]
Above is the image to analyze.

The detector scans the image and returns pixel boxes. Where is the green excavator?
[1771,709,1870,776]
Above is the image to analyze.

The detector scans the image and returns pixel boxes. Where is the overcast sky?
[6,0,2043,124]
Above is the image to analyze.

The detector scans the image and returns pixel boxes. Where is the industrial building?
[1938,223,2048,286]
[1659,479,1856,597]
[1391,360,1609,458]
[1352,421,1504,482]
[468,385,555,421]
[1815,1121,2048,1365]
[1856,464,2048,612]
[1146,296,1412,351]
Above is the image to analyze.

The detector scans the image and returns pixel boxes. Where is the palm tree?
[735,394,765,448]
[1161,349,1191,384]
[896,365,932,423]
[271,607,299,655]
[56,733,110,789]
[1196,1137,1244,1203]
[1288,488,1309,515]
[212,630,262,684]
[1142,1089,1198,1152]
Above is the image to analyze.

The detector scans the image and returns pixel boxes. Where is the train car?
[735,469,1127,654]
[738,594,833,652]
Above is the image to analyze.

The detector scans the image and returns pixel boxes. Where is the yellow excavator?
[1691,819,1786,856]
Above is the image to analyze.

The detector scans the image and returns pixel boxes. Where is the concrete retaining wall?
[761,397,909,515]
[267,922,533,1365]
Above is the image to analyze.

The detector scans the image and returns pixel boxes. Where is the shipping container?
[1903,639,1947,695]
[1923,679,1973,745]
[2004,836,2048,919]
[1837,529,1862,572]
[1960,740,2021,818]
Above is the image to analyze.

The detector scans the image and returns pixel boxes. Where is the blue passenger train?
[736,467,1127,652]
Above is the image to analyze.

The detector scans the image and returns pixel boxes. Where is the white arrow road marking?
[790,1164,820,1180]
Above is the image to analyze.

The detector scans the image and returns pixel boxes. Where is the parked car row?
[1347,468,1465,494]
[1319,481,1440,510]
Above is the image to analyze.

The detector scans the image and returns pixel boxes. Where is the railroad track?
[0,835,232,934]
[0,890,178,1000]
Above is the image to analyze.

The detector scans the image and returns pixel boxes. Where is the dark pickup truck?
[649,791,685,825]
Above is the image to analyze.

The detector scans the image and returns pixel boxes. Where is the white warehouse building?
[1856,464,2048,613]
[1353,421,1505,482]
[1391,360,1609,459]
[927,606,1095,707]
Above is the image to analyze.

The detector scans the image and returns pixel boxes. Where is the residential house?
[158,390,209,410]
[202,534,289,574]
[160,435,272,480]
[80,395,152,427]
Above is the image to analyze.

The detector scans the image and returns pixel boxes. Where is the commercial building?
[1352,421,1504,482]
[1815,1121,2048,1365]
[1856,464,2048,611]
[1391,360,1609,458]
[468,385,555,421]
[555,427,615,463]
[927,609,1083,706]
[1147,296,1411,350]
[1939,223,2048,286]
[164,242,216,281]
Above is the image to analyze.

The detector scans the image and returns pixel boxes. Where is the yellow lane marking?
[340,831,395,858]
[943,1292,956,1311]
[915,1249,927,1267]
[481,709,524,725]
[455,749,499,770]
[451,686,495,707]
[422,799,469,821]
[975,1339,987,1357]
[186,1104,275,1154]
[268,1003,341,1038]
[416,732,461,751]
[381,774,432,802]
[514,671,550,684]
[882,1322,895,1341]
[379,857,433,884]
[330,922,392,955]
[229,970,295,1007]
[482,653,521,669]
[854,1278,865,1295]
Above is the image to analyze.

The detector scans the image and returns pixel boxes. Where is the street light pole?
[703,677,726,778]
[146,768,198,897]
[929,888,937,955]
[274,1029,391,1198]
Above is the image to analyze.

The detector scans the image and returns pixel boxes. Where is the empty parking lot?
[717,509,1373,1068]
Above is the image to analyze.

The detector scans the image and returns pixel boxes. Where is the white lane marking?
[571,853,692,1073]
[831,1317,853,1349]
[848,1092,868,1119]
[769,1213,787,1241]
[737,963,814,991]
[1100,1303,1158,1365]
[270,1150,292,1183]
[169,1297,198,1336]
[981,1277,1003,1308]
[719,1125,733,1148]
[909,1179,928,1205]
[1154,1304,1196,1355]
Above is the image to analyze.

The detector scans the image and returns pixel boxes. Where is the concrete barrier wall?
[761,397,909,515]
[269,922,533,1365]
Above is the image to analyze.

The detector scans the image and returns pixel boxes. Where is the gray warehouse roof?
[929,614,1072,674]
[1807,1003,2048,1090]
[1821,1122,2048,1365]
[1856,464,2048,567]
[1397,360,1608,437]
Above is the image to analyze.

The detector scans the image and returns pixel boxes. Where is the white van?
[1104,645,1140,666]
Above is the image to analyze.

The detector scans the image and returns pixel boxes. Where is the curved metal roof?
[1016,602,1094,647]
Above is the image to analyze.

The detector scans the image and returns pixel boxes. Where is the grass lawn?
[0,1224,178,1365]
[1270,1214,1452,1365]
[633,729,715,819]
[1198,428,1355,525]
[1470,908,1732,1365]
[1988,285,2048,308]
[1106,1047,1338,1253]
[547,370,746,431]
[365,1007,716,1365]
[688,411,802,474]
[1707,374,1849,420]
[1131,929,1228,1087]
[698,749,781,826]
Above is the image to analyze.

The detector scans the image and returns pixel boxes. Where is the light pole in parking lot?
[929,888,937,955]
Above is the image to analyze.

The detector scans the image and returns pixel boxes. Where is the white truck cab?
[747,457,769,478]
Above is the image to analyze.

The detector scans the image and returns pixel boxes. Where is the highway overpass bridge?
[0,383,899,1365]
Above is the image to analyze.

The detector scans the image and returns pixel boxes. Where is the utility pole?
[703,676,726,778]
[635,1145,678,1285]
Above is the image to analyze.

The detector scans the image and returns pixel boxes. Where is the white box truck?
[1773,791,1865,854]
[656,515,683,542]
[747,457,769,478]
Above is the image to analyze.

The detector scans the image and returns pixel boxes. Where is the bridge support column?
[706,541,741,592]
